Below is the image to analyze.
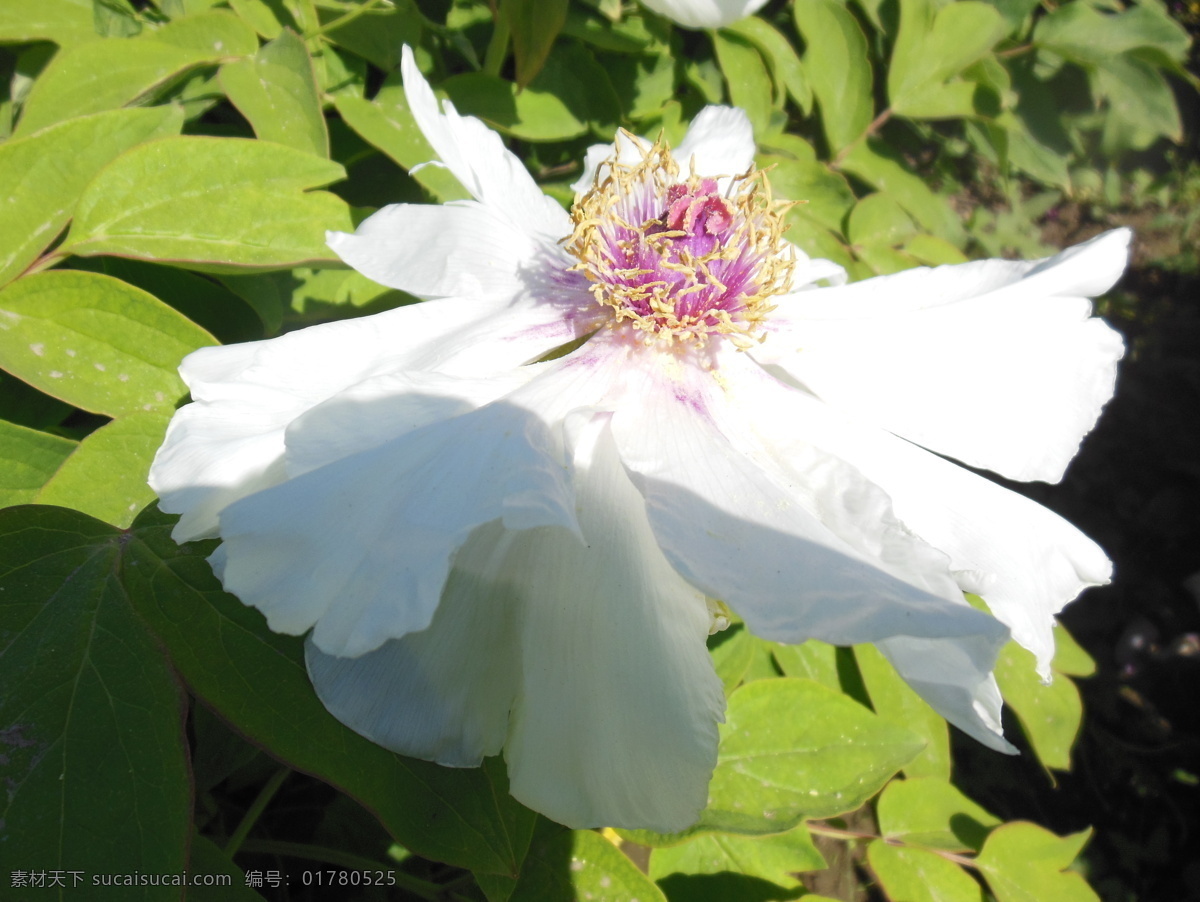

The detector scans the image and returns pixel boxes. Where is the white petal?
[504,413,725,831]
[326,202,542,300]
[401,47,570,247]
[305,520,520,767]
[211,399,579,658]
[640,0,770,28]
[723,357,1110,679]
[674,105,756,178]
[876,636,1013,753]
[757,229,1130,482]
[609,349,1008,650]
[151,297,590,542]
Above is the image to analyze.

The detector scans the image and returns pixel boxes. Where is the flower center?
[564,137,794,348]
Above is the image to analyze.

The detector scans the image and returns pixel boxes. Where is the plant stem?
[223,766,290,857]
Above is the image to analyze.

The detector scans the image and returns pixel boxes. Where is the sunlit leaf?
[62,137,353,269]
[649,823,825,885]
[875,777,1000,852]
[505,0,569,87]
[855,644,951,781]
[507,823,666,902]
[868,841,984,902]
[792,0,873,152]
[975,823,1098,902]
[0,271,216,416]
[0,419,76,508]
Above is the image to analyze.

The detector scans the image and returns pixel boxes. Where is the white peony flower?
[639,0,770,28]
[149,47,1129,832]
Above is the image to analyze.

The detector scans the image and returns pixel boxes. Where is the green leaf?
[0,0,96,47]
[227,0,293,39]
[840,142,966,246]
[793,0,874,153]
[904,233,969,266]
[36,411,171,528]
[875,777,1000,852]
[319,0,422,72]
[120,505,538,877]
[1035,2,1190,69]
[847,193,919,247]
[220,29,329,157]
[14,37,229,137]
[994,640,1084,771]
[440,71,589,142]
[649,824,825,886]
[152,9,260,56]
[709,623,757,694]
[725,16,812,115]
[975,823,1098,902]
[0,271,216,417]
[770,639,841,690]
[508,823,667,902]
[529,40,622,139]
[334,93,470,202]
[712,31,774,137]
[888,0,1006,118]
[0,105,184,288]
[1094,54,1182,152]
[855,644,951,781]
[62,136,353,268]
[868,841,984,902]
[1051,622,1095,678]
[0,505,192,897]
[188,833,264,902]
[0,419,76,507]
[505,0,569,87]
[628,678,924,844]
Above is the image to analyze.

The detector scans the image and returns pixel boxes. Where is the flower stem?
[223,765,290,857]
[305,0,391,41]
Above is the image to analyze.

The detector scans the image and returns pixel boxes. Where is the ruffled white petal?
[325,202,542,301]
[504,412,725,831]
[722,356,1111,679]
[305,521,520,766]
[756,229,1129,483]
[401,47,569,247]
[674,106,756,178]
[608,348,1010,745]
[211,398,579,658]
[150,296,592,542]
[640,0,770,28]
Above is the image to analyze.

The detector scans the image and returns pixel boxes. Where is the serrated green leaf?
[627,678,924,845]
[152,9,260,56]
[0,271,216,416]
[713,30,774,136]
[793,0,873,152]
[508,823,666,902]
[220,29,329,157]
[505,0,569,87]
[0,505,191,897]
[876,778,1000,852]
[888,0,1006,118]
[62,136,353,268]
[120,504,538,877]
[0,419,76,507]
[440,71,588,142]
[0,106,183,288]
[994,640,1083,771]
[855,644,951,781]
[868,841,984,902]
[975,823,1098,902]
[13,37,228,137]
[649,823,825,885]
[0,0,96,47]
[36,410,170,527]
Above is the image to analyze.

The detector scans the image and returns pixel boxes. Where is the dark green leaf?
[319,0,422,71]
[649,824,825,885]
[440,72,589,142]
[505,0,569,87]
[508,822,667,902]
[0,505,192,898]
